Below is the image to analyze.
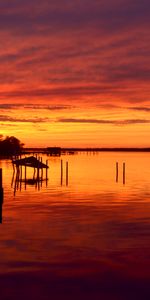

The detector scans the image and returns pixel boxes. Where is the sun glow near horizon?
[0,102,150,148]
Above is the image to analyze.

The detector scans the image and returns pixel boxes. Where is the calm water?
[0,152,150,299]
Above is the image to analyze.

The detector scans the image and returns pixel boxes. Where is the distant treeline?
[23,147,150,153]
[61,147,150,152]
[0,135,24,156]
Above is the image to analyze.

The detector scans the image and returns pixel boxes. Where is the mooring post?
[12,161,15,171]
[14,176,17,195]
[66,161,68,186]
[38,179,40,191]
[35,178,38,190]
[41,168,43,182]
[16,166,19,190]
[11,170,15,187]
[19,165,22,190]
[25,165,27,181]
[37,167,39,181]
[46,160,48,183]
[116,162,118,182]
[123,162,125,184]
[38,158,41,189]
[20,165,22,180]
[61,159,63,185]
[19,174,22,191]
[37,157,40,181]
[24,165,27,190]
[40,157,43,181]
[33,168,36,180]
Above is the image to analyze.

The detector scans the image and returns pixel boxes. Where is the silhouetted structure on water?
[46,147,61,156]
[12,156,49,194]
[13,156,48,169]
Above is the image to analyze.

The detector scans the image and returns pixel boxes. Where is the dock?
[13,156,49,169]
[12,156,49,194]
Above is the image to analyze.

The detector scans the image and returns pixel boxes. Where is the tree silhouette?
[0,136,24,156]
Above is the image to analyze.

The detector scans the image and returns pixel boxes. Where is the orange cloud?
[0,0,149,146]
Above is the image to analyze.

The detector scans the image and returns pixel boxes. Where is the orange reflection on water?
[0,152,150,299]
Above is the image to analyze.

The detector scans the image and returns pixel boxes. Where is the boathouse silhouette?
[12,156,49,193]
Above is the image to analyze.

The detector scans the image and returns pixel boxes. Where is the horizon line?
[23,147,150,152]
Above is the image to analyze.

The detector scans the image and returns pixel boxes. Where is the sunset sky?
[0,0,150,147]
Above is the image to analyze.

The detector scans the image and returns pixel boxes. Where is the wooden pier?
[12,156,49,193]
[13,156,49,169]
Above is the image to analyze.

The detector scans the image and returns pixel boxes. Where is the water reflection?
[11,158,69,194]
[11,167,48,194]
[0,152,149,299]
[115,161,126,184]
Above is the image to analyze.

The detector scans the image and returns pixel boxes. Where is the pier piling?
[25,165,27,181]
[66,161,68,186]
[46,160,48,185]
[61,160,63,185]
[116,162,118,182]
[123,162,126,184]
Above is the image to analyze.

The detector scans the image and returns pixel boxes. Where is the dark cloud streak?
[0,115,48,123]
[0,103,73,110]
[58,118,150,126]
[129,106,150,112]
[0,0,149,105]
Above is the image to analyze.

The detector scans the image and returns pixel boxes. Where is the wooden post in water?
[38,178,40,190]
[116,162,118,182]
[37,164,39,181]
[20,165,22,180]
[12,161,15,171]
[66,161,68,186]
[19,165,22,191]
[24,165,27,190]
[33,168,36,180]
[0,169,3,224]
[37,157,40,180]
[46,160,48,185]
[14,175,17,195]
[16,166,20,190]
[61,159,63,185]
[123,162,125,184]
[11,170,15,188]
[41,157,43,181]
[37,157,40,179]
[25,165,27,181]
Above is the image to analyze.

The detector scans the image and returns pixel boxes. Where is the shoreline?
[23,147,150,153]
